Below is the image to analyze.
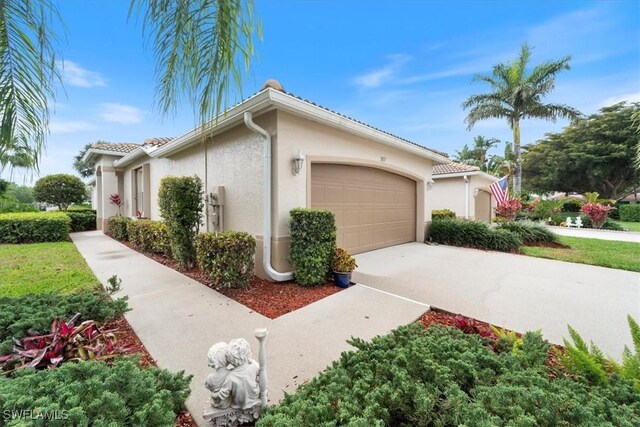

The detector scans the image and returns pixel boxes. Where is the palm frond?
[0,0,62,170]
[130,0,261,127]
[524,102,582,122]
[464,103,513,130]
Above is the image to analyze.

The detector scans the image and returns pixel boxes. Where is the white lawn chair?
[575,217,583,228]
[566,217,573,227]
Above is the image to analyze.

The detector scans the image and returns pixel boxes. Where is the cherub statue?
[211,338,260,410]
[205,342,232,409]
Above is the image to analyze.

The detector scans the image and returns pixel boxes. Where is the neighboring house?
[84,80,450,280]
[429,162,498,221]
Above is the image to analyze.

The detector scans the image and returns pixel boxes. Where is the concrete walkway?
[71,232,428,426]
[548,225,640,242]
[354,243,640,359]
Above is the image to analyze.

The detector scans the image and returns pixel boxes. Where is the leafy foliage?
[0,357,191,426]
[496,221,559,243]
[127,219,171,255]
[0,290,128,355]
[158,176,203,268]
[453,135,502,174]
[561,198,583,212]
[620,204,640,222]
[495,198,522,220]
[108,216,132,241]
[289,208,337,286]
[33,174,88,211]
[195,231,256,289]
[581,202,613,229]
[431,209,456,220]
[332,248,357,273]
[73,141,112,178]
[0,195,38,213]
[258,324,640,426]
[0,212,70,243]
[523,102,640,198]
[65,211,96,232]
[428,218,521,252]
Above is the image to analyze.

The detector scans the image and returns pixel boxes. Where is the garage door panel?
[310,164,416,254]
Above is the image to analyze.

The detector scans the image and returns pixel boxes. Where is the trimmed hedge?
[0,212,70,243]
[108,216,131,241]
[195,231,255,289]
[289,208,337,286]
[127,219,171,255]
[66,211,97,232]
[497,221,559,243]
[620,204,640,222]
[432,209,456,220]
[428,218,521,252]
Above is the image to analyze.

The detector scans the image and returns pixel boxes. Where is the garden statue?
[203,328,268,427]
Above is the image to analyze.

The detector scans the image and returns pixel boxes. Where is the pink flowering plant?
[110,193,122,216]
[495,198,522,220]
[580,202,612,229]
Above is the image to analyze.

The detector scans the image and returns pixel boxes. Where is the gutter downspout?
[244,111,294,282]
[464,175,470,219]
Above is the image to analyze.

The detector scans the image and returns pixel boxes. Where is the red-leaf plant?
[495,198,522,220]
[110,193,123,216]
[453,315,496,339]
[0,313,126,374]
[580,202,612,229]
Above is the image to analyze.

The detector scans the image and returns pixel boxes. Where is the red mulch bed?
[524,241,571,249]
[117,238,344,319]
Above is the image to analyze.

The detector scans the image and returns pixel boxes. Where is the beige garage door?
[311,164,416,254]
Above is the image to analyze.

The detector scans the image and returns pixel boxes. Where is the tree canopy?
[522,102,640,199]
[33,174,87,211]
[73,141,112,178]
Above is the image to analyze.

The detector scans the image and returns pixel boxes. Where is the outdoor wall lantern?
[427,179,435,191]
[292,150,305,175]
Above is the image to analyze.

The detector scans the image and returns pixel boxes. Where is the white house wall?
[430,174,498,220]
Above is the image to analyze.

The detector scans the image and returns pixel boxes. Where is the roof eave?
[433,170,498,180]
[82,148,129,163]
[113,148,149,168]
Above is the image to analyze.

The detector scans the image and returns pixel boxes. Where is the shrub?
[620,204,640,222]
[33,174,87,211]
[609,205,621,220]
[195,232,255,289]
[432,209,456,220]
[0,212,70,243]
[495,198,522,220]
[428,218,521,252]
[65,211,97,232]
[108,216,131,241]
[67,204,94,212]
[158,176,203,268]
[581,202,613,229]
[0,290,128,355]
[289,208,337,286]
[127,219,171,255]
[561,198,583,212]
[258,324,640,426]
[0,196,38,213]
[0,358,191,426]
[332,248,357,272]
[497,221,559,243]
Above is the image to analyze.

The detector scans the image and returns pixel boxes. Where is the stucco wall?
[430,173,498,220]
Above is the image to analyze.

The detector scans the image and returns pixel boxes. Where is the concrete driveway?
[353,242,640,359]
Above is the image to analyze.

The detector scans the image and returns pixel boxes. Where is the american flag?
[490,176,509,204]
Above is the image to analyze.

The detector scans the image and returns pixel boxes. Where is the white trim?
[82,148,129,163]
[113,148,149,168]
[432,170,498,181]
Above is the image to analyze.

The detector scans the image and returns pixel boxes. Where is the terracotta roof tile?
[91,143,140,154]
[143,137,175,148]
[433,162,480,175]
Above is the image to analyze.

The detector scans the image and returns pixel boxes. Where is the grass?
[611,220,640,232]
[0,242,100,297]
[521,236,640,272]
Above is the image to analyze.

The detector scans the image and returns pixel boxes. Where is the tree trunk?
[512,120,521,196]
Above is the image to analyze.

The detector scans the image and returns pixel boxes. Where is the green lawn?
[522,236,640,272]
[611,220,640,232]
[0,242,99,297]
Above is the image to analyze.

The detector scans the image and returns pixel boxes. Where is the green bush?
[0,290,128,355]
[432,209,456,220]
[33,174,88,211]
[0,358,191,426]
[258,324,640,426]
[620,204,640,222]
[289,208,337,286]
[497,221,559,243]
[0,212,70,243]
[127,219,171,255]
[428,218,521,252]
[67,204,95,213]
[65,211,97,232]
[609,205,621,220]
[195,231,255,289]
[561,198,583,212]
[108,216,131,241]
[158,176,203,268]
[0,195,38,213]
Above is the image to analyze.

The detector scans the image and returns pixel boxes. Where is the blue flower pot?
[333,272,352,288]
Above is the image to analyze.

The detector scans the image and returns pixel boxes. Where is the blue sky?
[8,0,639,183]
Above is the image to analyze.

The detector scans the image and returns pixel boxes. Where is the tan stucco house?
[429,162,499,221]
[85,81,450,280]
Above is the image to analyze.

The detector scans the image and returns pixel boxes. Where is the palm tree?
[453,135,499,171]
[462,43,581,195]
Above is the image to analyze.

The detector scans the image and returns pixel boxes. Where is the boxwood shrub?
[66,211,97,232]
[432,209,456,220]
[0,358,191,426]
[428,218,521,252]
[108,216,131,241]
[258,324,640,426]
[497,221,559,243]
[127,219,171,255]
[289,208,336,286]
[0,212,71,243]
[620,204,640,222]
[195,231,255,289]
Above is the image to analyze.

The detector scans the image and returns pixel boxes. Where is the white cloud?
[99,103,144,124]
[58,60,107,88]
[49,120,96,134]
[600,92,640,108]
[352,54,411,88]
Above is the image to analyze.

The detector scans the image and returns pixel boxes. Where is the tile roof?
[91,143,140,154]
[143,137,175,148]
[433,162,480,175]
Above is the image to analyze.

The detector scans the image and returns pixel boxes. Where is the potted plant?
[332,247,357,288]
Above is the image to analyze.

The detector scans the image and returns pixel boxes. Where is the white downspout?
[244,111,294,282]
[464,175,470,219]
